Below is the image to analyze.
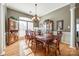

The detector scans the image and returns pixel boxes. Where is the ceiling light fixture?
[32,4,40,21]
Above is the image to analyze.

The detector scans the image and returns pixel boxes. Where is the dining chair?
[25,32,30,47]
[56,31,62,54]
[30,31,36,45]
[31,32,44,54]
[25,31,33,47]
[48,31,62,56]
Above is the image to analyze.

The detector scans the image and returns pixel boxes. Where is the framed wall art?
[57,20,64,31]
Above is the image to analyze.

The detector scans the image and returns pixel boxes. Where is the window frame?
[19,17,33,31]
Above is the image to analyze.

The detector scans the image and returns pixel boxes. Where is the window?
[19,17,32,21]
[77,24,79,31]
[19,21,27,30]
[28,22,33,31]
[19,17,33,31]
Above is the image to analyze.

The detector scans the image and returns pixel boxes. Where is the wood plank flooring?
[5,41,20,56]
[5,39,79,56]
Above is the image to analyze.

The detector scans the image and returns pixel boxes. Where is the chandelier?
[32,4,40,21]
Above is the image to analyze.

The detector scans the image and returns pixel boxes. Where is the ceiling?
[6,3,70,17]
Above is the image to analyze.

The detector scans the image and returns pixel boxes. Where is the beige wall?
[7,8,33,20]
[76,6,79,19]
[6,8,33,32]
[0,3,1,54]
[76,3,79,18]
[76,4,79,31]
[40,5,70,32]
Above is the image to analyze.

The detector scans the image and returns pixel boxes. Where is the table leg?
[45,46,48,56]
[44,43,48,56]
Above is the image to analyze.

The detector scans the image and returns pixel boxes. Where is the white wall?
[62,32,71,44]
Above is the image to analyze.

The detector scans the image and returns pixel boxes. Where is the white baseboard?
[0,51,5,56]
[61,42,76,49]
[61,41,70,45]
[69,46,76,49]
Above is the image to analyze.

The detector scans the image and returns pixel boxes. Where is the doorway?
[76,18,79,48]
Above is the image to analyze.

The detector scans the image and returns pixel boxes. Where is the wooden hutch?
[7,17,19,45]
[44,19,54,33]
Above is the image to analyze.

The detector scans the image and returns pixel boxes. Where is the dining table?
[36,34,57,55]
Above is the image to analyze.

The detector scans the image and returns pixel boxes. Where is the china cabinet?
[44,19,54,33]
[7,17,18,45]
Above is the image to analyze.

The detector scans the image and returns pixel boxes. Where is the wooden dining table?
[36,34,57,55]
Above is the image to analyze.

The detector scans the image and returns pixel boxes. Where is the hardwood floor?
[5,41,20,56]
[5,39,79,56]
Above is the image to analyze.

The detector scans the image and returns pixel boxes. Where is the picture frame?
[57,20,64,31]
